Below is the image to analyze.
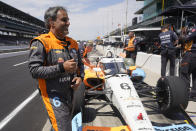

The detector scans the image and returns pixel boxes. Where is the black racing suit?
[180,26,196,97]
[28,32,84,131]
[159,30,178,76]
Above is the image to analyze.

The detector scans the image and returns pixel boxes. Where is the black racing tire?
[156,76,189,114]
[73,82,85,116]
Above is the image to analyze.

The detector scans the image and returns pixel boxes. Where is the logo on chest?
[58,57,64,63]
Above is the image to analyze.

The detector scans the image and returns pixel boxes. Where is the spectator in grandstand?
[158,24,178,76]
[28,6,84,131]
[180,25,196,98]
[124,31,137,62]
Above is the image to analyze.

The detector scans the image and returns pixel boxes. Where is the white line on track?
[0,90,39,130]
[13,61,29,66]
[0,50,29,56]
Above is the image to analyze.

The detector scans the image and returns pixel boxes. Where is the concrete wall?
[136,52,180,77]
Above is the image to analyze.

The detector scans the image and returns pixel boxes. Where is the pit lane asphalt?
[0,51,47,131]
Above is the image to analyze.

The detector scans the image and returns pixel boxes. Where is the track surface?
[0,51,47,131]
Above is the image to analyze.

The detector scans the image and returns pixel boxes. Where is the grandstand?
[0,1,46,46]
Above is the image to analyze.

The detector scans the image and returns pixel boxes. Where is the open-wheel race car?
[73,49,196,131]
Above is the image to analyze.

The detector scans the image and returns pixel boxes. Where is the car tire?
[73,82,85,116]
[156,76,189,114]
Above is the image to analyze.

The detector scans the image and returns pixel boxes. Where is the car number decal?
[120,83,130,89]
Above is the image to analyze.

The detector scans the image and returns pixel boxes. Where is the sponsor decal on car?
[82,126,130,131]
[123,97,140,101]
[127,104,141,108]
[153,124,196,131]
[138,127,153,130]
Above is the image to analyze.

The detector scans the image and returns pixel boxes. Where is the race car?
[73,49,196,131]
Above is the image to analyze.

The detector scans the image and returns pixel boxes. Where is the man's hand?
[124,47,128,51]
[71,77,82,90]
[175,44,181,48]
[124,46,135,51]
[82,58,95,68]
[63,59,77,73]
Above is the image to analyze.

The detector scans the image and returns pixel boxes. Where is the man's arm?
[186,28,196,41]
[29,40,64,79]
[157,33,162,45]
[172,31,179,46]
[174,39,179,46]
[77,49,84,79]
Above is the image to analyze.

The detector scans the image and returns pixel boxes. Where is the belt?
[187,50,196,53]
[161,45,176,49]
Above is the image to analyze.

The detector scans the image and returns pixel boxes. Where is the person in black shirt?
[158,24,178,76]
[180,25,196,98]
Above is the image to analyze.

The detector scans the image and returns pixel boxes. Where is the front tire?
[156,76,189,114]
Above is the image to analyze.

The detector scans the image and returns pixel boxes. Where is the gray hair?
[44,6,67,29]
